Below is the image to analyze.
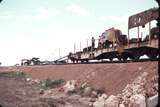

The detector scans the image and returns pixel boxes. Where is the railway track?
[54,58,159,65]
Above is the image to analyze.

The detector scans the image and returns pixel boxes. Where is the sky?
[0,0,158,66]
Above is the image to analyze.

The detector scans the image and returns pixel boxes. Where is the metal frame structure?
[128,7,159,47]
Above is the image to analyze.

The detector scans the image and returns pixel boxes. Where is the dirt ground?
[1,61,157,95]
[0,61,158,107]
[0,72,91,107]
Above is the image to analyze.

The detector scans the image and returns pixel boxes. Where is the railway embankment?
[0,61,158,106]
[0,61,158,96]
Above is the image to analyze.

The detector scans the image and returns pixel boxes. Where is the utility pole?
[59,48,60,58]
[74,43,76,53]
[86,39,88,51]
[80,41,81,51]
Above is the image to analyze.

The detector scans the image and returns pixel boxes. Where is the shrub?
[40,78,65,90]
[0,71,26,78]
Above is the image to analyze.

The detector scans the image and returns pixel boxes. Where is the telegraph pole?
[59,48,60,58]
[74,43,76,53]
[80,41,81,51]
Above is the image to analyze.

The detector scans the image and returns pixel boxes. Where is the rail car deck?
[70,38,159,62]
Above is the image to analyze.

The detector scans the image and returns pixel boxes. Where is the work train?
[68,8,159,63]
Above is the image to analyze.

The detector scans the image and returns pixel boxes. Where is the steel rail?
[53,58,159,65]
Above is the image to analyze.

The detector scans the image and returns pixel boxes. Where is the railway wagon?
[68,8,159,63]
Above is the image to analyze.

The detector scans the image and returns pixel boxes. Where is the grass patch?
[0,71,26,78]
[40,78,65,90]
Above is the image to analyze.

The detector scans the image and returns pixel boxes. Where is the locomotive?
[68,8,159,63]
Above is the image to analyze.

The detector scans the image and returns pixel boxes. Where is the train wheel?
[85,60,89,63]
[109,58,113,61]
[147,49,158,60]
[24,62,29,66]
[76,60,78,63]
[122,56,128,61]
[147,54,157,60]
[117,56,122,61]
[133,55,140,61]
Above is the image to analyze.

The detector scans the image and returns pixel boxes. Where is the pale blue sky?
[0,0,158,65]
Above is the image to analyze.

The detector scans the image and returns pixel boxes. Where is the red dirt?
[0,75,90,107]
[0,61,158,95]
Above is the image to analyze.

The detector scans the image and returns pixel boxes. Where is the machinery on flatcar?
[68,7,159,63]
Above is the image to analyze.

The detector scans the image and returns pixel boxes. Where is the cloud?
[66,4,90,16]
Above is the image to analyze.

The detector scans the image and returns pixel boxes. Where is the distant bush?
[40,78,65,90]
[0,71,26,78]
